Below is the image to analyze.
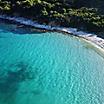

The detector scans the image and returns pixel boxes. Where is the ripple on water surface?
[0,23,104,104]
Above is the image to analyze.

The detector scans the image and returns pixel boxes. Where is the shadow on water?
[0,20,46,35]
[0,36,5,38]
[10,27,45,35]
[0,61,36,104]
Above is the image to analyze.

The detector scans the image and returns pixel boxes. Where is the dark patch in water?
[0,36,3,38]
[0,61,36,104]
[9,61,36,80]
[21,90,41,96]
[11,27,45,35]
[31,90,41,96]
[0,35,6,38]
[0,21,45,35]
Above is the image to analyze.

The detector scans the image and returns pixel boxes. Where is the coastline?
[0,14,104,54]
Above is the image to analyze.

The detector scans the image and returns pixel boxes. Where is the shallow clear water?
[0,23,104,104]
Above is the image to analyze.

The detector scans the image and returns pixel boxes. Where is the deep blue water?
[0,23,104,104]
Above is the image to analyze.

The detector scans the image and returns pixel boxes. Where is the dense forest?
[0,0,104,32]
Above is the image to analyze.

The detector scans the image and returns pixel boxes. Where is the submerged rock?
[0,61,36,95]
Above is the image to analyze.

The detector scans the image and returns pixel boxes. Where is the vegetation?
[0,0,104,32]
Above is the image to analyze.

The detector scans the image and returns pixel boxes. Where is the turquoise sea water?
[0,22,104,104]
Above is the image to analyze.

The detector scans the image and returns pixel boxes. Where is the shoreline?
[0,14,104,54]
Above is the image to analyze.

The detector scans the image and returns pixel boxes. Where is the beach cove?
[0,19,104,104]
[0,14,104,53]
[0,0,104,103]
